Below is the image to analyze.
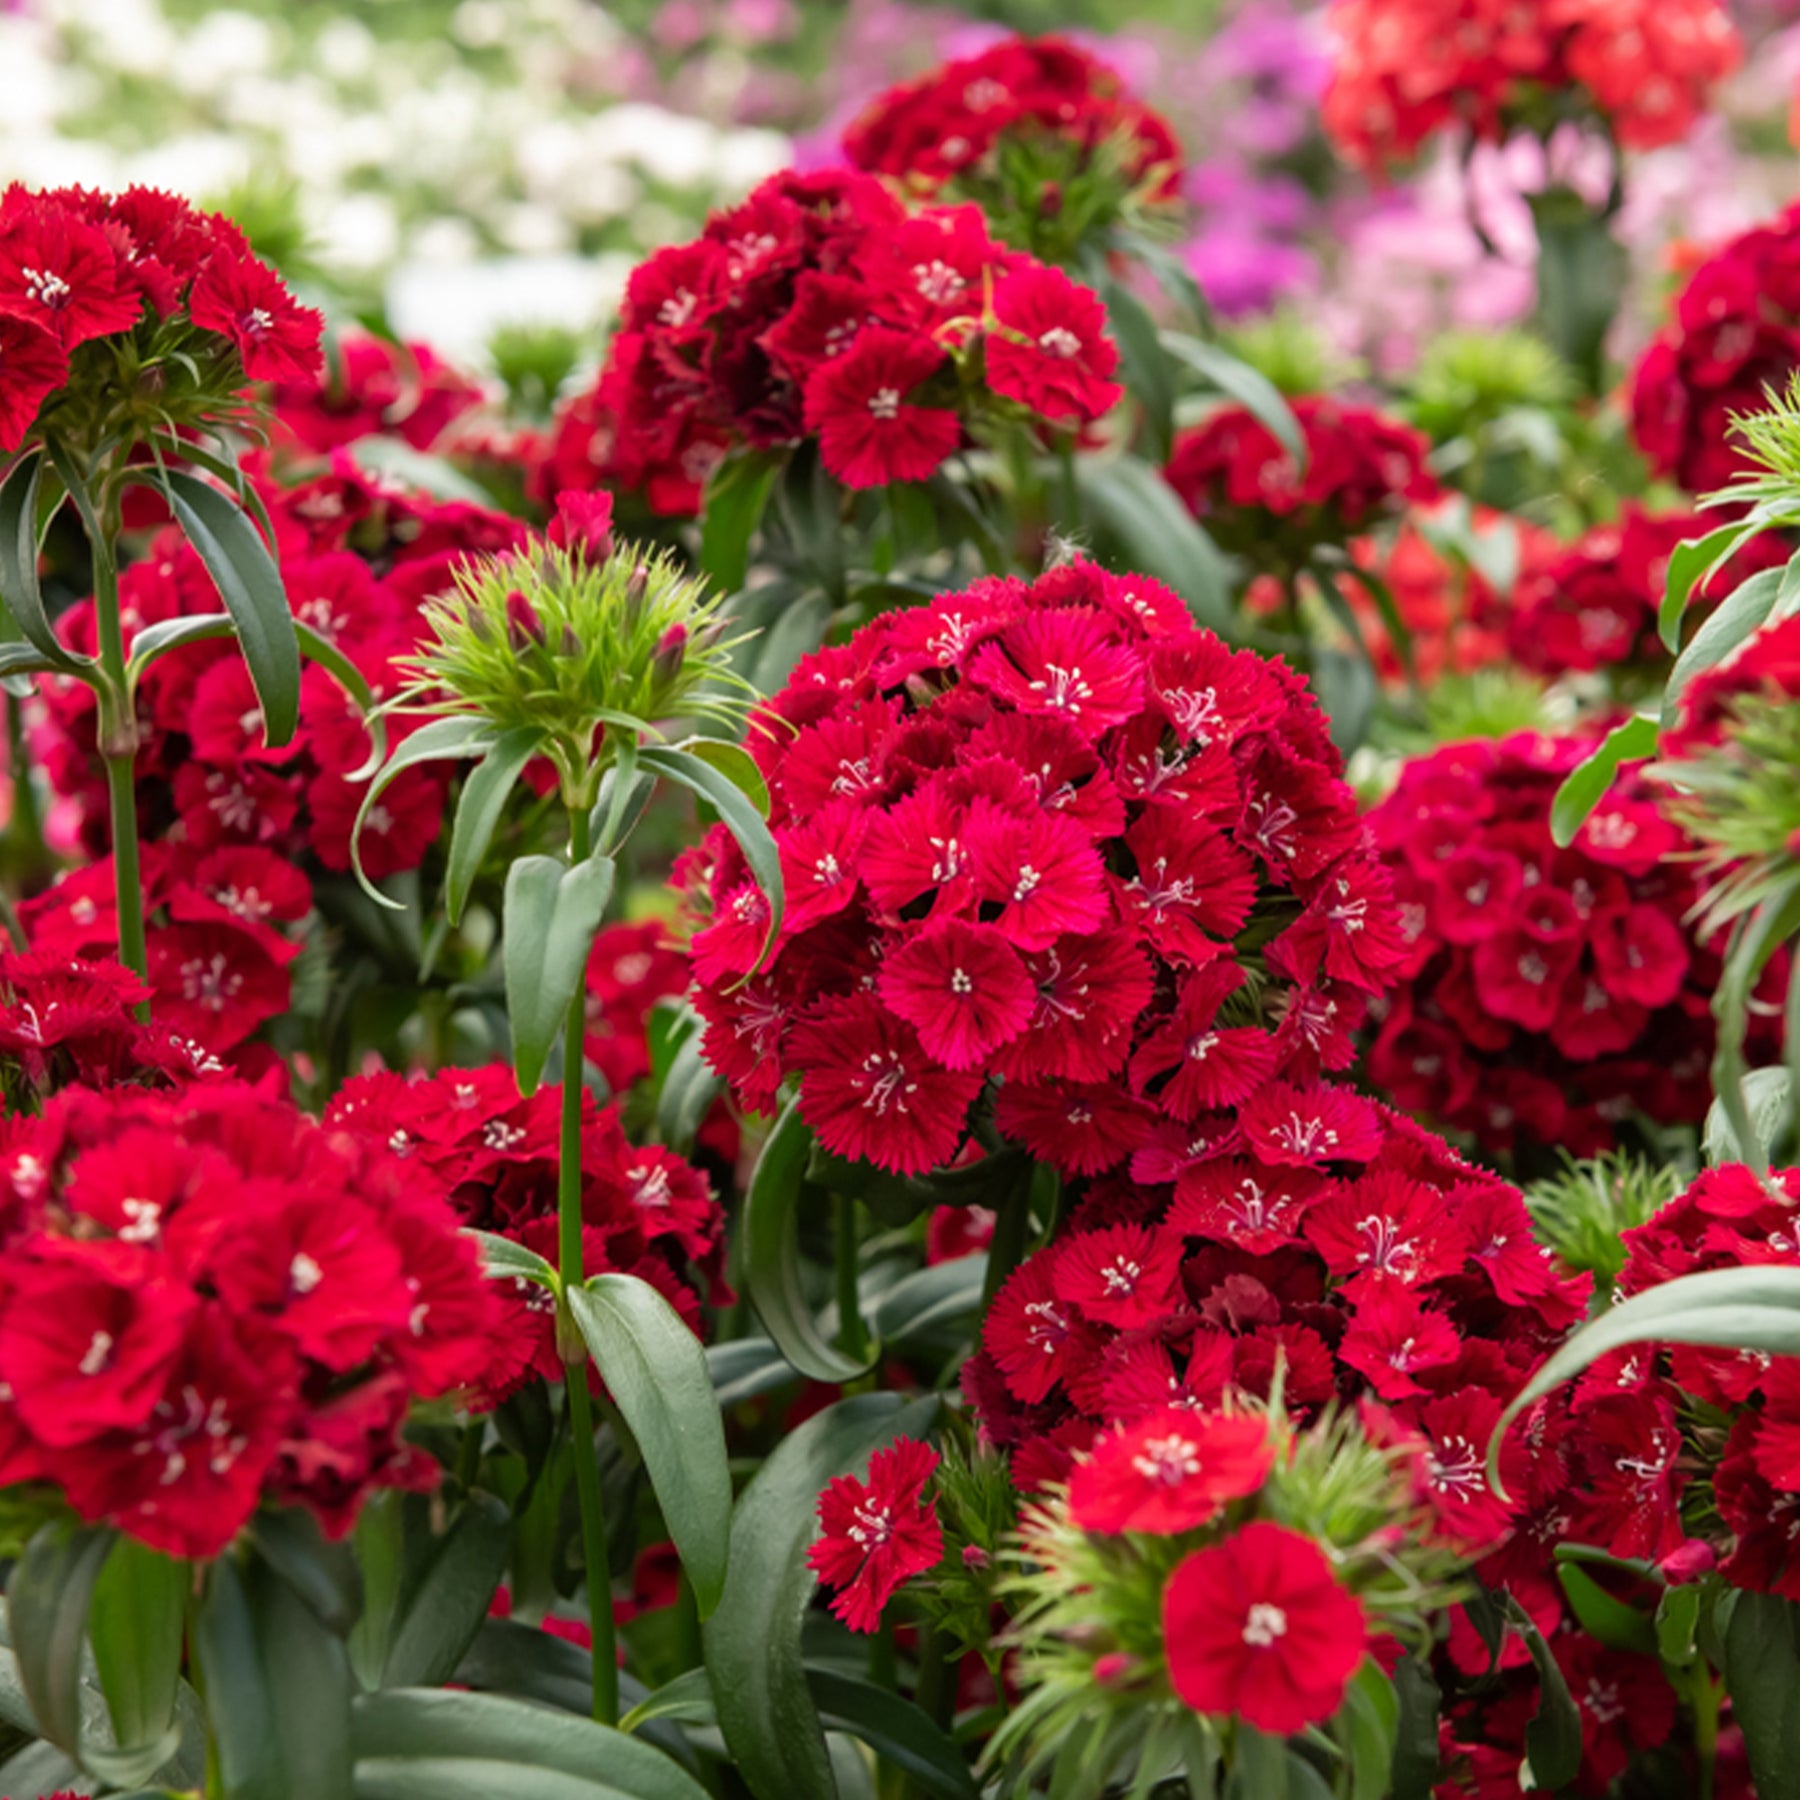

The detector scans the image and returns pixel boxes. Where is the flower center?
[1242,1602,1288,1647]
[288,1252,323,1296]
[1131,1432,1202,1485]
[868,386,902,421]
[1038,326,1082,359]
[22,266,70,307]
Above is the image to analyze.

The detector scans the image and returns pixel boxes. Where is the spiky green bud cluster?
[1408,328,1573,442]
[396,541,750,809]
[1526,1151,1684,1295]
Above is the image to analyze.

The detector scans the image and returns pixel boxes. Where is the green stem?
[90,536,148,995]
[913,1623,951,1730]
[835,1195,868,1362]
[556,800,618,1724]
[1692,1667,1720,1800]
[981,1175,1036,1311]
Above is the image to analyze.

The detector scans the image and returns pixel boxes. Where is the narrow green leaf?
[1555,1562,1657,1655]
[1227,1726,1289,1800]
[1723,1591,1800,1800]
[89,1539,186,1758]
[1509,1600,1581,1791]
[707,1337,799,1409]
[192,1557,282,1800]
[250,1555,356,1800]
[1660,523,1756,650]
[867,1254,984,1346]
[247,1509,363,1635]
[1163,335,1306,469]
[356,1761,668,1800]
[0,449,81,671]
[162,467,301,749]
[445,725,544,926]
[745,1098,878,1384]
[1549,714,1658,848]
[381,1492,512,1689]
[1655,1584,1701,1669]
[638,746,783,966]
[700,451,780,596]
[353,1688,711,1800]
[676,736,770,818]
[568,1272,733,1618]
[502,852,617,1096]
[125,612,235,677]
[1665,567,1785,722]
[652,1011,723,1156]
[1096,272,1175,462]
[808,1668,978,1800]
[6,1521,114,1753]
[621,1666,718,1733]
[352,715,499,905]
[453,1619,594,1717]
[1073,456,1233,636]
[469,1229,559,1289]
[1342,1662,1397,1800]
[703,1393,939,1800]
[1388,1655,1441,1800]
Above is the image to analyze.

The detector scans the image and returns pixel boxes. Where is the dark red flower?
[985,264,1120,426]
[807,1436,942,1632]
[187,247,324,382]
[802,328,962,489]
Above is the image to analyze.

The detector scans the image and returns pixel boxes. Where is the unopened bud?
[1040,182,1063,219]
[960,1543,989,1571]
[1092,1652,1135,1687]
[651,622,687,686]
[549,490,616,567]
[623,562,651,618]
[560,623,581,657]
[1659,1538,1717,1585]
[505,588,544,651]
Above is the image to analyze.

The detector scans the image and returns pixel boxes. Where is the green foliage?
[1222,311,1347,399]
[1525,1152,1685,1295]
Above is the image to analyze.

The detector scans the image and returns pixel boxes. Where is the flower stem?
[981,1172,1036,1311]
[556,799,618,1724]
[90,536,148,997]
[835,1195,868,1362]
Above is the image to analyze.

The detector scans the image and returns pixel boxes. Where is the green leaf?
[638,746,783,966]
[1549,714,1658,848]
[700,451,781,596]
[1341,1662,1397,1800]
[1227,1726,1290,1800]
[453,1619,594,1717]
[445,725,544,926]
[1509,1598,1581,1792]
[352,715,500,905]
[745,1098,878,1384]
[621,1666,718,1733]
[1660,522,1758,650]
[250,1553,356,1800]
[1495,1266,1800,1466]
[125,613,236,678]
[1309,646,1377,757]
[1096,271,1174,462]
[192,1557,283,1800]
[1555,1561,1657,1655]
[1164,335,1306,470]
[0,448,82,672]
[808,1669,977,1800]
[708,1337,800,1409]
[502,852,616,1097]
[1388,1655,1441,1800]
[703,1392,939,1800]
[652,1009,723,1156]
[1665,567,1786,724]
[89,1539,185,1759]
[247,1509,363,1636]
[1655,1583,1701,1669]
[676,736,771,818]
[470,1229,559,1289]
[866,1254,984,1347]
[568,1273,733,1618]
[0,639,58,697]
[1073,456,1233,636]
[162,467,301,750]
[346,437,501,508]
[381,1492,512,1689]
[1723,1591,1800,1800]
[353,1688,711,1800]
[1526,188,1626,396]
[6,1520,114,1753]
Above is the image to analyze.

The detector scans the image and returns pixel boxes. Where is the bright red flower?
[0,310,68,451]
[187,247,324,382]
[1162,1521,1367,1733]
[985,264,1120,426]
[1050,1223,1184,1330]
[876,917,1037,1070]
[807,1437,942,1633]
[802,328,962,489]
[0,195,141,346]
[1068,1407,1272,1534]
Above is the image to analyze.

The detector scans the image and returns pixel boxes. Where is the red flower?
[876,917,1037,1071]
[0,310,68,451]
[187,247,324,382]
[1068,1407,1272,1534]
[807,1436,942,1632]
[985,265,1120,426]
[0,195,141,346]
[1162,1521,1367,1733]
[1050,1223,1184,1329]
[802,328,962,489]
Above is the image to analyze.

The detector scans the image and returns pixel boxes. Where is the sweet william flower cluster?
[0,1080,496,1558]
[542,168,1120,512]
[684,558,1409,1178]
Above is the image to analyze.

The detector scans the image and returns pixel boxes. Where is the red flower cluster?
[540,169,1118,512]
[1505,508,1785,680]
[964,1089,1586,1555]
[1164,398,1437,580]
[841,35,1182,203]
[17,845,304,1066]
[808,1436,943,1632]
[1630,201,1800,495]
[28,453,528,870]
[0,183,322,449]
[684,558,1408,1178]
[1366,732,1734,1156]
[325,1062,726,1405]
[584,920,692,1097]
[0,1081,495,1557]
[1322,0,1740,172]
[1164,1521,1367,1735]
[269,330,487,456]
